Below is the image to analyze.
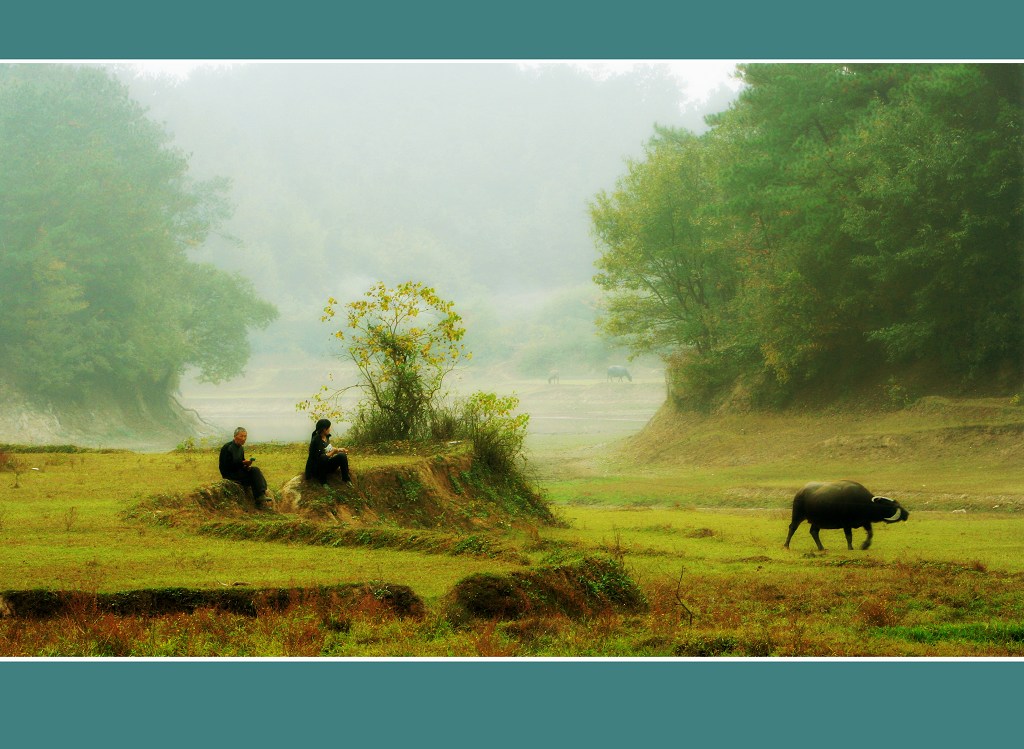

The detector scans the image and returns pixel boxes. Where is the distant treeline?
[117,63,712,371]
[592,63,1023,409]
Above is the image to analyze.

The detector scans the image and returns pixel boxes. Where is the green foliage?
[0,444,116,454]
[883,377,915,409]
[0,64,277,414]
[300,283,535,481]
[299,281,468,441]
[594,63,1024,408]
[454,463,557,524]
[174,435,217,462]
[449,392,530,475]
[591,128,738,358]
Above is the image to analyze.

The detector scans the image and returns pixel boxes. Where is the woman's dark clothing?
[219,440,267,499]
[305,433,350,483]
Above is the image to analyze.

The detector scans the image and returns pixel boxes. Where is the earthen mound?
[443,555,647,625]
[267,447,555,530]
[124,479,270,526]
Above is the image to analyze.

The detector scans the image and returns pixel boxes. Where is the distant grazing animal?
[607,365,632,382]
[548,370,560,384]
[784,480,909,551]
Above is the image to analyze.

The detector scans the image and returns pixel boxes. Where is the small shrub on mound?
[446,392,530,476]
[444,555,647,626]
[448,573,530,622]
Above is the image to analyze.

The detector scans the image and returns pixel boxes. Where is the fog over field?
[111,61,744,442]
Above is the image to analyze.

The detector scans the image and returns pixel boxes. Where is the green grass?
[536,399,1024,511]
[877,622,1024,646]
[2,399,1023,656]
[0,448,519,598]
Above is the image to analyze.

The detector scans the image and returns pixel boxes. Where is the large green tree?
[0,64,276,420]
[839,65,1024,383]
[592,63,1023,409]
[591,128,738,358]
[714,63,1023,397]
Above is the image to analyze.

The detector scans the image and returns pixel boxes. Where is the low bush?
[450,392,529,475]
[444,555,647,626]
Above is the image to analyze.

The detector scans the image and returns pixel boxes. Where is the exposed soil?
[0,583,424,620]
[0,381,214,452]
[621,398,1024,469]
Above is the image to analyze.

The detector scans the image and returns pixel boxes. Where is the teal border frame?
[3,1,1023,59]
[2,2,1021,745]
[0,659,1020,745]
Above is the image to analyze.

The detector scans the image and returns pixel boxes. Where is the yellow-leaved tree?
[299,281,470,442]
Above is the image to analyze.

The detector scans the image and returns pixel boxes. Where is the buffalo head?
[872,495,910,524]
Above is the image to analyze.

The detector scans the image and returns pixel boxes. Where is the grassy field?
[1,386,1022,657]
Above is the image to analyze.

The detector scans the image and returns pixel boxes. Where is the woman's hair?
[313,418,332,435]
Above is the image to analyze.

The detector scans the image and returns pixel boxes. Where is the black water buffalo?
[607,365,632,382]
[784,480,909,551]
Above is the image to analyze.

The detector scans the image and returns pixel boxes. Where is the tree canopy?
[300,281,469,441]
[592,63,1024,408]
[0,64,276,419]
[592,127,737,357]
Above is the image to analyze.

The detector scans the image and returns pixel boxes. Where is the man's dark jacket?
[219,441,247,481]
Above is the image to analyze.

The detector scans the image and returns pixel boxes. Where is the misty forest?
[1,62,1023,658]
[2,61,739,444]
[2,62,1021,444]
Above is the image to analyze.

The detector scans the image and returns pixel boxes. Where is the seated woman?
[305,418,352,485]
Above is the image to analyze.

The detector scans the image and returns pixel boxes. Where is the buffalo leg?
[843,527,854,550]
[809,525,825,551]
[861,524,873,550]
[784,520,802,548]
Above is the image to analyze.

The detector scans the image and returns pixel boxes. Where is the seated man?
[218,427,269,505]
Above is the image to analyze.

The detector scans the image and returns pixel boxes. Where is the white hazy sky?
[531,60,746,104]
[125,59,747,108]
